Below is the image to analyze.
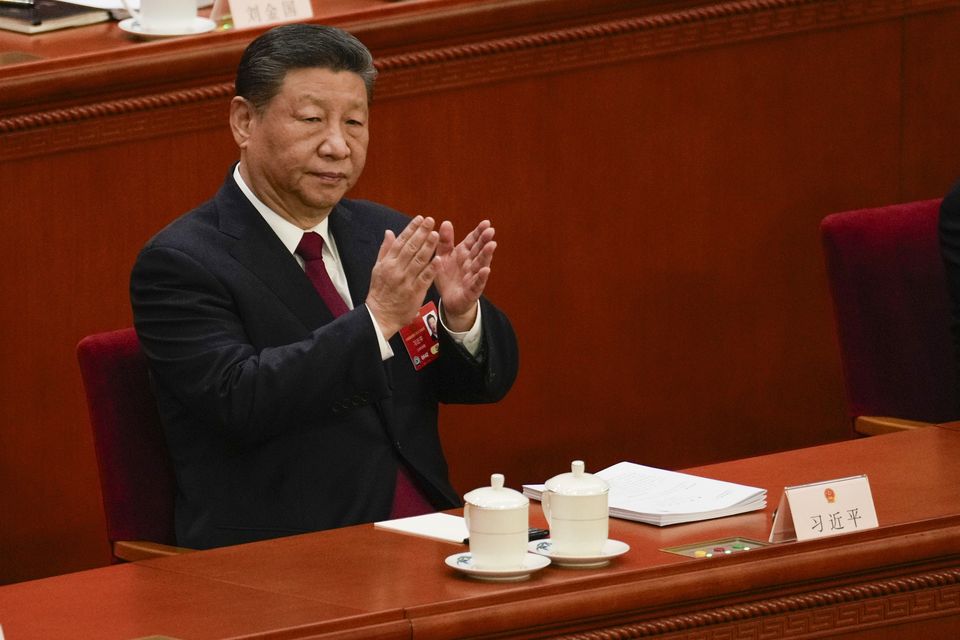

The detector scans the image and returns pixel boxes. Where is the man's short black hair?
[235,23,377,112]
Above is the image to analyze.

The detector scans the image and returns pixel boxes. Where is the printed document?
[524,461,766,526]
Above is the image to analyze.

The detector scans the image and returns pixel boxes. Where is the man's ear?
[229,96,255,149]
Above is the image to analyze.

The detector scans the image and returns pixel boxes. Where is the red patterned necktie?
[296,231,433,518]
[295,232,350,317]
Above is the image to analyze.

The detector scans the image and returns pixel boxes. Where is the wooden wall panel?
[357,20,904,494]
[901,6,960,199]
[2,0,959,584]
[0,119,237,583]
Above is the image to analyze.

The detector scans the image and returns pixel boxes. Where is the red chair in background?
[77,327,191,561]
[820,199,960,435]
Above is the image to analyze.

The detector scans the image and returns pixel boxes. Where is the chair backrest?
[77,327,176,557]
[820,199,960,424]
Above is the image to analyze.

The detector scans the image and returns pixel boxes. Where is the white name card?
[227,0,313,29]
[769,474,878,544]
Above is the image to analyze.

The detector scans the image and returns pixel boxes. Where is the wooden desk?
[2,426,958,639]
[0,563,404,640]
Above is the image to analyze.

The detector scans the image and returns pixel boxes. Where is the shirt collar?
[232,164,333,256]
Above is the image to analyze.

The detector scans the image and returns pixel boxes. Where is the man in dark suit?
[130,24,519,549]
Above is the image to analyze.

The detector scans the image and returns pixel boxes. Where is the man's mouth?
[311,171,346,182]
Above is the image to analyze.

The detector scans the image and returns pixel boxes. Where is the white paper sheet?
[374,512,468,544]
[64,0,211,10]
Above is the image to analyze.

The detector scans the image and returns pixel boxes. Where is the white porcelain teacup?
[542,460,609,556]
[463,473,529,570]
[133,0,197,32]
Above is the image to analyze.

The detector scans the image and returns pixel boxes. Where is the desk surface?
[2,426,960,639]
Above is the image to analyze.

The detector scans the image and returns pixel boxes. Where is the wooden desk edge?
[402,514,960,639]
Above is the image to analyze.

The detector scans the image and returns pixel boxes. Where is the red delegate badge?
[399,302,441,371]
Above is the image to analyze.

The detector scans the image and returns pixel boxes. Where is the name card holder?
[212,0,313,30]
[768,474,878,544]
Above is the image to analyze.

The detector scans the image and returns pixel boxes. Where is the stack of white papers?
[523,461,766,526]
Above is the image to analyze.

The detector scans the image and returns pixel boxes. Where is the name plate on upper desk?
[769,475,878,543]
[220,0,313,30]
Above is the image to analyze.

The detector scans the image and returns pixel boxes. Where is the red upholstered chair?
[820,199,960,436]
[77,327,192,561]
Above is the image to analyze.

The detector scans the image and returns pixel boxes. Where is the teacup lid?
[463,473,529,509]
[544,460,609,495]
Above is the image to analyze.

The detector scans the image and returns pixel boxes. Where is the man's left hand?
[435,219,497,332]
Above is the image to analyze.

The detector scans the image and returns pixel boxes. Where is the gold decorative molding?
[0,83,234,135]
[555,568,960,639]
[0,84,234,162]
[373,0,959,99]
[1,0,957,160]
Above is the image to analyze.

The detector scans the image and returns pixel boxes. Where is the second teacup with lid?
[542,460,609,556]
[463,473,529,570]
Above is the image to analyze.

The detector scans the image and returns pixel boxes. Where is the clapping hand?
[434,219,497,332]
[366,216,440,338]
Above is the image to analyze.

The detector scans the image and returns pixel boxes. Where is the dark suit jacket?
[130,173,519,549]
[941,179,960,370]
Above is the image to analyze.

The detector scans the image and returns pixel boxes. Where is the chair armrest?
[114,540,194,562]
[854,415,936,436]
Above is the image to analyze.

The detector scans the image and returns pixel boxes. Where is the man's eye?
[303,117,322,123]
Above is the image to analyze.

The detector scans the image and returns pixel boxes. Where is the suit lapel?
[215,176,335,330]
[328,201,380,309]
[328,201,401,391]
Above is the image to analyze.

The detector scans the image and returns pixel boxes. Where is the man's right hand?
[366,216,440,338]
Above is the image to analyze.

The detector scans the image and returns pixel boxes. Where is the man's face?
[427,315,437,332]
[232,67,369,226]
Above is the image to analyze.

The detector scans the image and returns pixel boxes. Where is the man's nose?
[319,125,350,159]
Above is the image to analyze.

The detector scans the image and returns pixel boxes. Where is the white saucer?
[119,17,217,39]
[528,539,630,568]
[445,552,550,581]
